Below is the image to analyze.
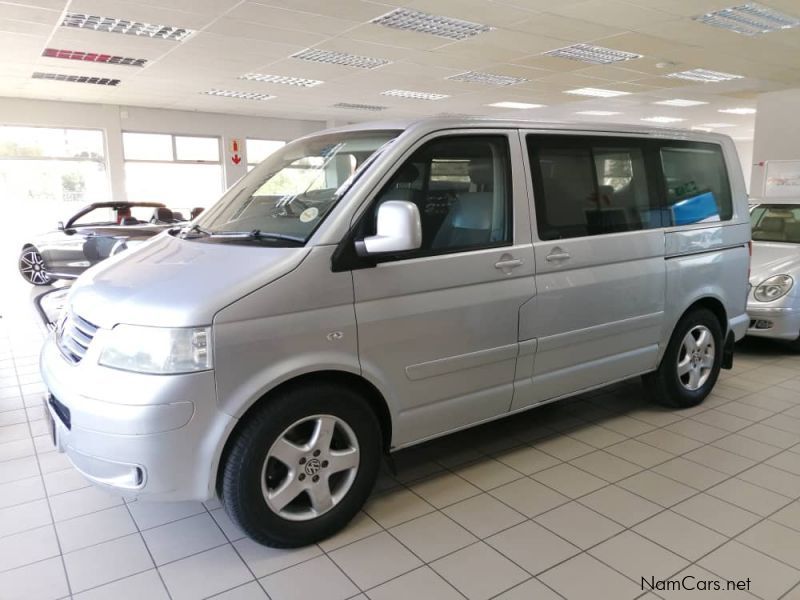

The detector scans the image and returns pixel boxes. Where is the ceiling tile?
[225,2,362,35]
[510,13,625,42]
[545,0,677,29]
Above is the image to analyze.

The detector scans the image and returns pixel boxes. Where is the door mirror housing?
[355,200,422,257]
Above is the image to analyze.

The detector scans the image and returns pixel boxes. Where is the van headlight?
[99,325,212,374]
[753,275,794,302]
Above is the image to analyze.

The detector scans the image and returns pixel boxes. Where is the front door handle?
[495,257,523,270]
[545,248,571,262]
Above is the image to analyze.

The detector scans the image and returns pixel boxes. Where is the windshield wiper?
[176,223,212,238]
[209,230,305,245]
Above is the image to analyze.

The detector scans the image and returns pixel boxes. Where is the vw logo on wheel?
[304,458,321,476]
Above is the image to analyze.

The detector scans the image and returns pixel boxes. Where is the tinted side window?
[364,135,512,255]
[659,143,732,225]
[527,135,659,240]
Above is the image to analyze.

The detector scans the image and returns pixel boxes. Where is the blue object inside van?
[672,191,719,225]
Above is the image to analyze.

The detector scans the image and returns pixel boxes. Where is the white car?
[747,199,800,349]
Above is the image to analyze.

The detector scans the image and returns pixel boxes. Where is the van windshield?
[751,204,800,244]
[193,130,399,244]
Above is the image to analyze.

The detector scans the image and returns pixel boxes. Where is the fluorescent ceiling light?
[719,107,757,114]
[565,87,630,97]
[700,122,734,127]
[641,116,685,123]
[666,69,744,82]
[43,48,147,67]
[291,48,390,70]
[654,99,708,107]
[372,8,492,40]
[381,89,449,100]
[32,72,120,86]
[239,73,323,87]
[544,43,642,64]
[576,110,622,116]
[693,3,800,36]
[488,101,544,109]
[61,12,193,41]
[447,71,527,86]
[332,102,387,111]
[691,126,713,132]
[203,89,274,101]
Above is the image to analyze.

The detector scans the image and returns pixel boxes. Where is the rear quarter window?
[659,143,733,226]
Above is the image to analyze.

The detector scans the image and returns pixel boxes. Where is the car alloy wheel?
[261,414,360,521]
[677,325,715,391]
[19,249,51,285]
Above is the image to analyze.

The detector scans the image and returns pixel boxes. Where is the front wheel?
[18,247,52,286]
[220,382,382,548]
[644,308,723,408]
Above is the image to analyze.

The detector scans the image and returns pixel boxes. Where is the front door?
[349,131,535,447]
[513,132,667,409]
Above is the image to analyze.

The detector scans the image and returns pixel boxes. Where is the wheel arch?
[680,296,728,334]
[214,369,393,495]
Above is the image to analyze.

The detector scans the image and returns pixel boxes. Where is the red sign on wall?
[230,138,242,165]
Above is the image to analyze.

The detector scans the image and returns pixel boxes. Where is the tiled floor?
[3,277,800,600]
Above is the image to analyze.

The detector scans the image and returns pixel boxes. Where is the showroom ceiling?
[4,0,800,138]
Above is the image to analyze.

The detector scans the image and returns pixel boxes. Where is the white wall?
[751,88,800,198]
[733,138,753,195]
[0,97,327,198]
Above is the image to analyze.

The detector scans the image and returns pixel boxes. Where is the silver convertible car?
[748,200,800,349]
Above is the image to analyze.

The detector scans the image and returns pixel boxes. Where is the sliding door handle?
[545,249,571,262]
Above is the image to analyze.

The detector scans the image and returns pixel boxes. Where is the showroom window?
[0,125,109,205]
[122,132,224,209]
[246,138,285,171]
[527,135,660,240]
[659,142,733,225]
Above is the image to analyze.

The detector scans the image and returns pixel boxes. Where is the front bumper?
[40,332,235,501]
[746,305,800,341]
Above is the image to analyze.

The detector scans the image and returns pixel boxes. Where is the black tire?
[18,247,52,286]
[220,382,382,548]
[643,308,723,408]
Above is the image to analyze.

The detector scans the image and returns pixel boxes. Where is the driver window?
[363,134,512,255]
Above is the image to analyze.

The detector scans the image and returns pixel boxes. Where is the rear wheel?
[644,308,723,408]
[220,382,382,548]
[18,248,52,286]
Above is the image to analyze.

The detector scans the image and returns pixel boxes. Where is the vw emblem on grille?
[304,458,321,476]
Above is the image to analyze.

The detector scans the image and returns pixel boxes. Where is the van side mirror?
[57,221,65,231]
[355,200,422,257]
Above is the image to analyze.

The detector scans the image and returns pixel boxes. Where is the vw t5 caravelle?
[41,119,751,547]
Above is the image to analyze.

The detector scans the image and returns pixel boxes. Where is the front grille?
[56,312,98,364]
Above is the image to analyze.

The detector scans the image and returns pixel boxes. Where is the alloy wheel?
[677,325,715,391]
[261,414,360,521]
[19,249,51,285]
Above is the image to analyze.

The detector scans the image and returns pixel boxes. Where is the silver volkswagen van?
[41,119,751,547]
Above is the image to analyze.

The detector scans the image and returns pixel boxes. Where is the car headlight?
[99,325,212,374]
[753,275,794,302]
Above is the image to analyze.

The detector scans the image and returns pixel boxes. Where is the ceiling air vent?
[291,49,390,70]
[332,102,387,111]
[544,43,642,64]
[32,72,120,86]
[239,73,323,87]
[381,89,449,100]
[447,71,527,86]
[372,8,492,40]
[43,48,146,67]
[202,89,274,100]
[61,12,193,41]
[694,3,800,35]
[666,69,744,82]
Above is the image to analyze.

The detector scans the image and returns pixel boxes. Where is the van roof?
[316,117,732,144]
